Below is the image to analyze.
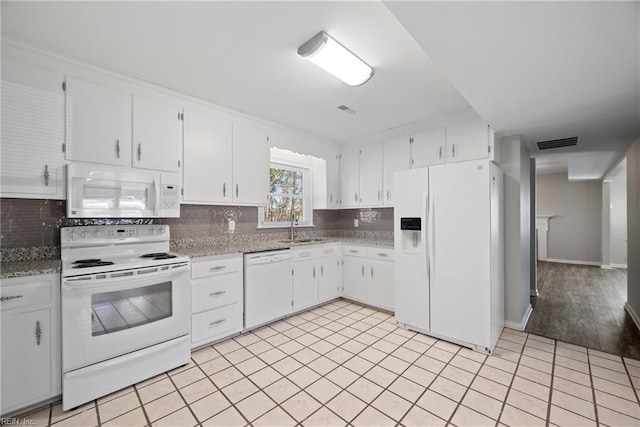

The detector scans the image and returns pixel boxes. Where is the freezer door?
[428,160,492,348]
[393,168,430,332]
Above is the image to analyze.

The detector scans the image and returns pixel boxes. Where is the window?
[259,162,312,227]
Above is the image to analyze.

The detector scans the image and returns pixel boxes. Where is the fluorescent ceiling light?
[298,31,374,87]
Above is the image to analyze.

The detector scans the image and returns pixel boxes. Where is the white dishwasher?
[244,250,293,329]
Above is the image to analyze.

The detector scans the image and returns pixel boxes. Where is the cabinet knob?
[223,183,226,197]
[43,165,50,186]
[1,295,23,302]
[236,184,239,198]
[137,143,142,161]
[35,320,42,346]
[452,143,455,157]
[439,146,442,159]
[116,139,121,158]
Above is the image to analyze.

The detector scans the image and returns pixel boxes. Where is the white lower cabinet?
[190,255,243,349]
[341,245,394,311]
[293,244,341,311]
[1,274,61,415]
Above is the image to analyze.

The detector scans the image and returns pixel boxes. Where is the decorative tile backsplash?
[0,198,393,262]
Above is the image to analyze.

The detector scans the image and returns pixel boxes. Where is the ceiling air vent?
[536,137,578,150]
[337,104,356,115]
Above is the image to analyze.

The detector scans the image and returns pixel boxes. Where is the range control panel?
[61,224,169,244]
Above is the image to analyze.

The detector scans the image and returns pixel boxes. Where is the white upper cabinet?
[182,107,233,204]
[446,118,493,163]
[411,126,446,168]
[382,138,410,206]
[1,59,66,199]
[232,122,269,205]
[326,153,341,208]
[64,76,131,167]
[340,147,360,208]
[132,95,182,173]
[359,143,383,207]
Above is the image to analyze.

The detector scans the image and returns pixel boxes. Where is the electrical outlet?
[228,220,236,232]
[354,219,359,227]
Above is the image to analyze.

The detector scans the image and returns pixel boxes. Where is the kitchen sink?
[280,238,326,244]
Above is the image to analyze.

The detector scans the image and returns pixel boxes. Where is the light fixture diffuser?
[298,31,374,87]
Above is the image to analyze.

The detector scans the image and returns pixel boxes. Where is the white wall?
[609,160,628,267]
[498,135,532,329]
[537,173,602,264]
[626,138,640,326]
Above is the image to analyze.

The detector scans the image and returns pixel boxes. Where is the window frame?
[258,161,314,229]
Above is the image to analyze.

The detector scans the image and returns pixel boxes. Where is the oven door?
[61,263,190,372]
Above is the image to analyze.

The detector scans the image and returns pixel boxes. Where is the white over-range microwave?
[67,163,180,218]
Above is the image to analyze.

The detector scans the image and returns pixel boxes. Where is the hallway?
[526,262,640,359]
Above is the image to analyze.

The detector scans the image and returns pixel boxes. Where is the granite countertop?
[179,236,393,259]
[1,237,393,278]
[0,259,62,279]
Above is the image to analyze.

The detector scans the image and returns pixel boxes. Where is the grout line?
[94,400,101,427]
[132,384,153,427]
[495,333,532,425]
[165,364,205,427]
[585,350,601,426]
[544,339,557,427]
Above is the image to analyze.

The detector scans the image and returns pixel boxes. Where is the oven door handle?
[62,264,190,289]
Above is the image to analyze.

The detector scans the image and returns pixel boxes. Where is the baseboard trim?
[546,258,601,267]
[505,304,533,331]
[601,265,613,270]
[611,263,628,269]
[530,289,539,297]
[625,302,640,333]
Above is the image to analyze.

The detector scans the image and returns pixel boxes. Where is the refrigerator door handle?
[423,191,430,280]
[428,194,435,283]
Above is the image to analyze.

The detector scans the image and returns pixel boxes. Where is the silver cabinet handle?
[313,266,316,278]
[236,184,239,198]
[348,250,358,254]
[1,295,23,302]
[377,190,381,201]
[209,319,226,327]
[209,291,226,297]
[330,193,333,203]
[209,266,226,271]
[354,192,358,203]
[377,253,389,257]
[43,165,50,186]
[137,143,142,161]
[223,183,226,197]
[386,189,390,201]
[35,320,42,346]
[116,139,121,158]
[361,265,364,276]
[439,146,442,159]
[452,144,455,157]
[321,265,324,276]
[371,266,374,278]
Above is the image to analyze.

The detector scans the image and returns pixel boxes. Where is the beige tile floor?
[12,300,640,426]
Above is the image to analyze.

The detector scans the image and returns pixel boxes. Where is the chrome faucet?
[290,212,296,241]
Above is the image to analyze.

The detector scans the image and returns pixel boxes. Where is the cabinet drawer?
[191,256,242,280]
[318,245,339,257]
[192,304,242,345]
[342,245,366,257]
[293,247,319,262]
[0,279,52,311]
[367,247,394,261]
[192,273,242,314]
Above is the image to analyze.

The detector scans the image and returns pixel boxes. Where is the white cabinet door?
[382,138,410,206]
[327,153,341,208]
[232,123,269,205]
[1,59,65,199]
[341,256,367,302]
[412,127,445,168]
[293,259,318,311]
[65,76,131,167]
[359,143,383,207]
[1,309,52,413]
[182,108,233,204]
[340,147,360,208]
[132,95,182,173]
[446,118,490,163]
[318,255,340,302]
[368,259,394,311]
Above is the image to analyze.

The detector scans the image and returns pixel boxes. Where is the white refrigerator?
[394,159,504,352]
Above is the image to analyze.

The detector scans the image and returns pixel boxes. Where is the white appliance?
[394,159,504,352]
[244,250,292,329]
[60,225,190,410]
[67,162,180,218]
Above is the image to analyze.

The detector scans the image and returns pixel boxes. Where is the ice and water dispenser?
[400,217,421,250]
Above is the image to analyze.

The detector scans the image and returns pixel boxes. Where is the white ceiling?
[385,1,640,179]
[0,1,471,143]
[2,2,639,179]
